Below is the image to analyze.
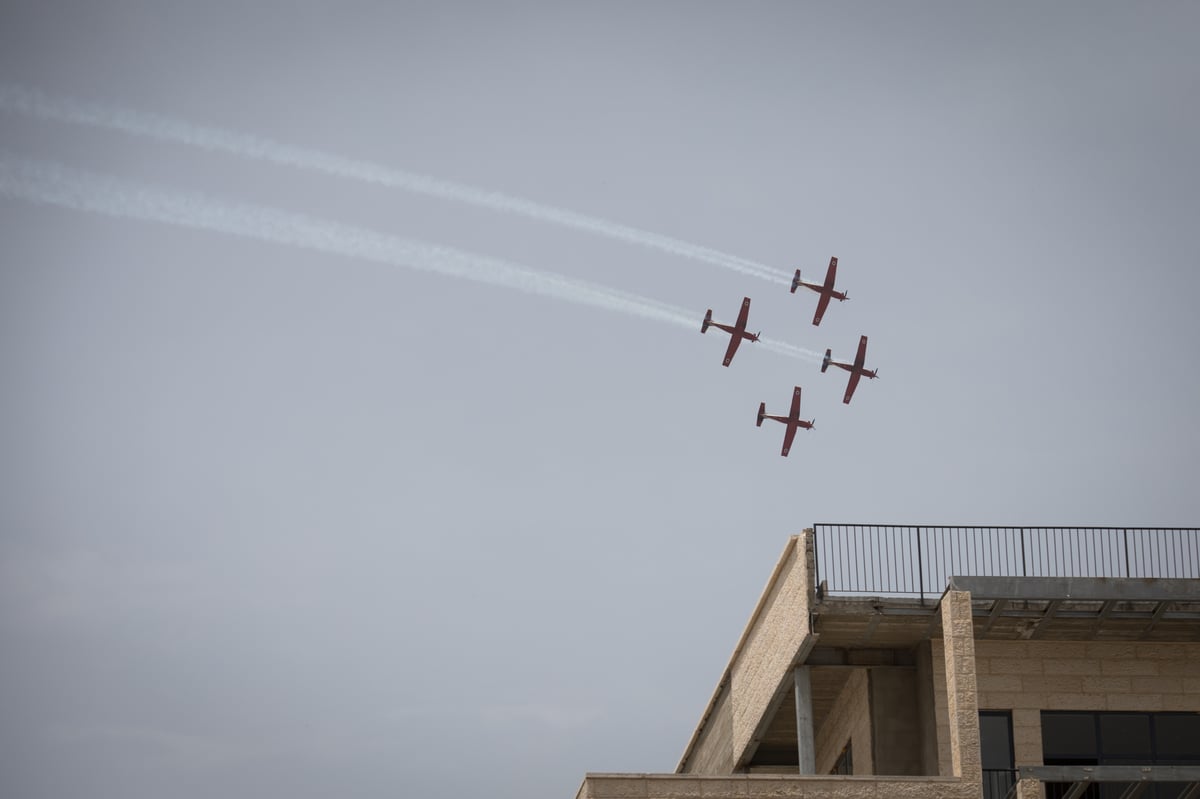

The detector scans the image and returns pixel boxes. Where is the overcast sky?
[2,3,1199,798]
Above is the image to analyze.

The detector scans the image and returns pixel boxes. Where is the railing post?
[1123,528,1130,578]
[1020,528,1027,577]
[916,526,924,605]
[813,526,822,595]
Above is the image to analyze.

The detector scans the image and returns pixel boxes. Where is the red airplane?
[701,297,760,366]
[791,256,848,326]
[822,335,879,404]
[757,386,815,457]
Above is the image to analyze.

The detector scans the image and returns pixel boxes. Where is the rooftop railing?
[813,525,1200,600]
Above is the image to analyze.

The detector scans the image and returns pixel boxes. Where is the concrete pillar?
[1015,777,1045,799]
[940,590,983,783]
[794,666,815,774]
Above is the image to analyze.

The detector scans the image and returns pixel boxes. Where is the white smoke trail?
[0,84,792,285]
[758,337,822,362]
[0,153,820,363]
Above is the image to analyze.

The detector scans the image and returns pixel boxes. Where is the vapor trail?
[0,153,819,363]
[0,84,791,285]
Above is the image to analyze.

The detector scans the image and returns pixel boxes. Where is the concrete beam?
[980,597,1008,636]
[807,647,915,667]
[1018,765,1200,783]
[947,575,1200,601]
[1029,599,1062,639]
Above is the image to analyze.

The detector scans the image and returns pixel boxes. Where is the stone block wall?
[729,536,812,765]
[814,668,871,775]
[974,640,1200,766]
[683,679,735,773]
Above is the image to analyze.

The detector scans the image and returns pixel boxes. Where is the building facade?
[577,526,1200,799]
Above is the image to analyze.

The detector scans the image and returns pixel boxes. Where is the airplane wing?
[722,334,742,367]
[854,335,869,369]
[781,423,798,457]
[843,371,862,404]
[812,292,832,326]
[735,297,751,331]
[824,257,838,289]
[788,386,802,420]
[812,259,839,325]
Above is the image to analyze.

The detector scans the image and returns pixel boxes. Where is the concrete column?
[940,590,983,783]
[794,666,815,774]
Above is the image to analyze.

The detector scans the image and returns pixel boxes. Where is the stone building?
[576,526,1200,799]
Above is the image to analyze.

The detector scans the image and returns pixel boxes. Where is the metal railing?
[813,525,1200,600]
[983,768,1018,799]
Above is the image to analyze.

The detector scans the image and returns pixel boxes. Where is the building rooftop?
[674,525,1200,779]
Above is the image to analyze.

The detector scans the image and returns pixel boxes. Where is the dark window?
[1042,712,1099,760]
[1155,714,1200,759]
[980,711,1015,799]
[981,712,1015,769]
[1041,712,1200,799]
[1098,714,1151,758]
[831,740,852,775]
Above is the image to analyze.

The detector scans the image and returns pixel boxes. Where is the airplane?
[791,256,848,326]
[701,297,760,366]
[756,386,815,457]
[822,335,879,404]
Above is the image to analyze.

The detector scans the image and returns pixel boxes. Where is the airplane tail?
[756,402,766,427]
[790,269,801,293]
[821,348,832,373]
[842,291,849,301]
[702,309,712,333]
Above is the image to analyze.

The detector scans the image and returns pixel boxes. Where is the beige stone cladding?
[578,773,980,799]
[1013,777,1045,799]
[728,537,813,765]
[974,640,1200,766]
[940,591,982,783]
[813,668,871,775]
[928,639,954,776]
[684,680,735,774]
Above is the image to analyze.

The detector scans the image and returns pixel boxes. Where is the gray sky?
[2,2,1199,798]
